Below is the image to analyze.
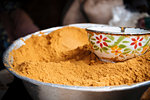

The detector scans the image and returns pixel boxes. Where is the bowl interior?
[3,23,150,92]
[86,26,150,35]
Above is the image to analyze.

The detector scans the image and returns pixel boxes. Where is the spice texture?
[10,26,150,86]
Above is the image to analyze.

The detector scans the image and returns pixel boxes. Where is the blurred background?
[0,0,150,100]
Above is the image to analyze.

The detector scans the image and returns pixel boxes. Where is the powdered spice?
[10,26,150,86]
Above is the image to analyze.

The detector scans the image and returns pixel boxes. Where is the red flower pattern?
[96,35,108,48]
[130,37,143,49]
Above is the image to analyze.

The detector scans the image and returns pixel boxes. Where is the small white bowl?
[86,26,150,62]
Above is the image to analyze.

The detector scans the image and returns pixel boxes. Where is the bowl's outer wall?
[23,80,149,100]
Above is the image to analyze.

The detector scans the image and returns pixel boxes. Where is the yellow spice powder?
[10,26,150,86]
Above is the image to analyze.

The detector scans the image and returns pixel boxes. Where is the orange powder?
[10,26,150,86]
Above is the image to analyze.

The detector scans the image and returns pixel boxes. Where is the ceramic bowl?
[86,26,150,62]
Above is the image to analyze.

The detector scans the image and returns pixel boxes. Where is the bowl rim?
[3,23,150,92]
[86,26,150,36]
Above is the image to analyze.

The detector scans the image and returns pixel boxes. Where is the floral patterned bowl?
[86,26,150,62]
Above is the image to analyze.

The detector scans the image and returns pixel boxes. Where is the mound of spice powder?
[10,26,150,86]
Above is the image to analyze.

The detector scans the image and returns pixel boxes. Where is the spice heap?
[10,26,150,86]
